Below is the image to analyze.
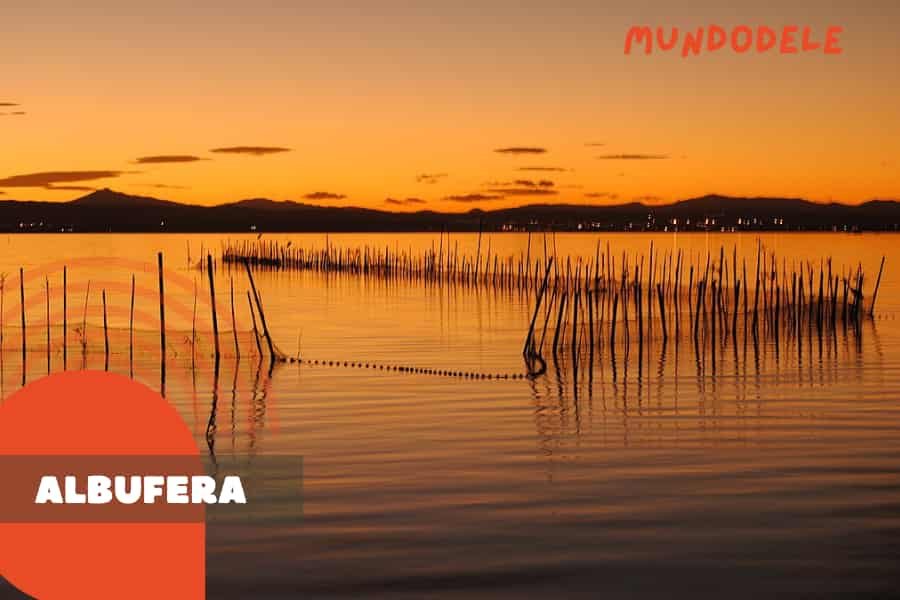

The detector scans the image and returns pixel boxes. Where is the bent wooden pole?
[244,260,276,361]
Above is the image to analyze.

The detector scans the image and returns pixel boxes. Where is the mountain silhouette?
[0,189,898,233]
[68,188,183,209]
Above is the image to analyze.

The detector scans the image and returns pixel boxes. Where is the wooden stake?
[869,256,885,317]
[244,260,275,360]
[158,252,166,381]
[19,267,26,364]
[63,267,67,367]
[523,258,553,356]
[45,277,50,373]
[247,291,263,357]
[207,254,221,361]
[102,289,109,370]
[129,274,135,371]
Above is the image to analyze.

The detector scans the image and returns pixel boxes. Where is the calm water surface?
[1,232,899,598]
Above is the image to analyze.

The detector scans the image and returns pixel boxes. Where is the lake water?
[1,232,899,598]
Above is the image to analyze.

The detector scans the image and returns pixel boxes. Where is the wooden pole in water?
[20,267,26,365]
[587,288,595,353]
[129,274,135,370]
[102,289,109,370]
[247,291,263,357]
[752,242,760,333]
[523,258,553,356]
[45,277,50,373]
[657,283,667,342]
[610,290,619,341]
[474,219,483,285]
[869,256,885,317]
[82,281,90,355]
[230,277,239,359]
[63,267,67,367]
[207,254,221,362]
[158,252,166,381]
[191,281,198,370]
[552,292,567,358]
[244,260,275,360]
[571,289,580,365]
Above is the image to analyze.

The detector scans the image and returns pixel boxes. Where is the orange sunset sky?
[1,0,898,211]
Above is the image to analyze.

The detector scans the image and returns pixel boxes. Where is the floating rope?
[292,358,528,380]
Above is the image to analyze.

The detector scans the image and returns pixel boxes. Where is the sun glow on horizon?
[1,1,897,211]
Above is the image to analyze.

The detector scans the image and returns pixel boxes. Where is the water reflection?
[1,233,899,598]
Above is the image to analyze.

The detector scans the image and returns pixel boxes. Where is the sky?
[1,0,898,211]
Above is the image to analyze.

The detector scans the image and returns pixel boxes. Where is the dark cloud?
[303,191,346,201]
[494,147,547,155]
[487,188,558,197]
[46,185,95,192]
[385,197,427,206]
[0,171,126,189]
[485,179,554,188]
[586,192,619,200]
[0,103,18,107]
[210,146,292,156]
[416,173,448,184]
[517,166,568,172]
[597,154,669,160]
[446,193,504,203]
[135,155,208,165]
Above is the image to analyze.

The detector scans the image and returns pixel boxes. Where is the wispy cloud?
[585,192,619,200]
[486,188,557,197]
[303,191,346,201]
[517,166,568,172]
[0,171,127,189]
[494,147,547,155]
[585,142,606,147]
[597,154,669,160]
[416,173,448,184]
[634,195,663,203]
[135,155,208,164]
[385,197,427,206]
[0,102,19,107]
[445,193,504,203]
[210,146,291,156]
[0,111,26,117]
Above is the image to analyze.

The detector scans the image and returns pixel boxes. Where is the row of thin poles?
[523,241,884,376]
[1,254,282,387]
[221,230,587,293]
[219,234,886,378]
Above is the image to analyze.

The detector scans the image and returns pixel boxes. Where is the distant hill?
[0,189,899,233]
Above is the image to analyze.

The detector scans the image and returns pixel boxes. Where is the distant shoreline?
[2,189,899,234]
